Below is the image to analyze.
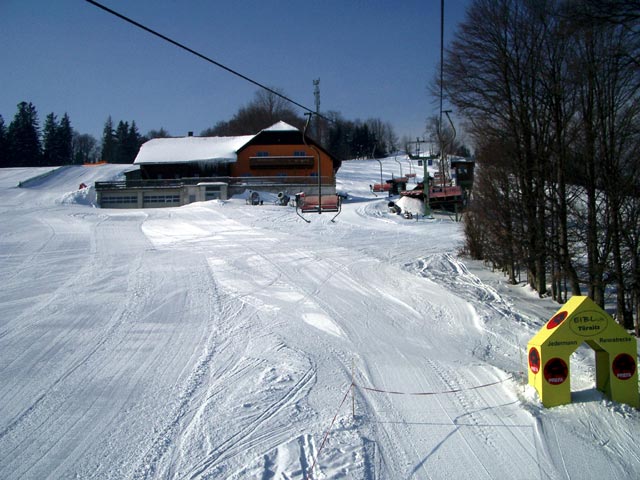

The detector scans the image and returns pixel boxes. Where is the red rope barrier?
[305,382,354,480]
[304,373,517,479]
[356,374,513,396]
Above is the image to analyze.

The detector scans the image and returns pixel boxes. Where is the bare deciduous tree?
[201,88,305,136]
[445,0,640,327]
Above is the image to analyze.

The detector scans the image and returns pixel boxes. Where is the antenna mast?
[313,78,321,139]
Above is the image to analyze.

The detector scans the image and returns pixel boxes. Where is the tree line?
[0,102,75,167]
[2,91,400,169]
[99,117,143,164]
[201,89,399,159]
[0,102,147,167]
[445,0,639,332]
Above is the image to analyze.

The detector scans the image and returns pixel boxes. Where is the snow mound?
[395,195,425,215]
[58,185,97,206]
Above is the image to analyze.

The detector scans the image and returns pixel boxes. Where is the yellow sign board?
[527,296,638,408]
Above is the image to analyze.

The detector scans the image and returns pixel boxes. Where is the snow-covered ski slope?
[1,161,639,479]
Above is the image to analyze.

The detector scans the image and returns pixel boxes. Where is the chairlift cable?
[84,0,329,122]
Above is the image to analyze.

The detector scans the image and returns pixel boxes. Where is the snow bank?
[1,159,639,480]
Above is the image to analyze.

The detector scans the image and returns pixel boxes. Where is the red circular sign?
[612,353,636,380]
[547,311,568,330]
[529,347,540,374]
[544,358,568,385]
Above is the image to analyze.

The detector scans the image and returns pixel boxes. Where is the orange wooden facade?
[232,144,336,180]
[231,129,339,181]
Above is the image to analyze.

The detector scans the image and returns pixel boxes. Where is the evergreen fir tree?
[101,116,116,163]
[58,113,73,164]
[125,121,141,163]
[7,102,42,167]
[114,120,130,164]
[42,113,59,166]
[42,112,73,165]
[0,115,8,167]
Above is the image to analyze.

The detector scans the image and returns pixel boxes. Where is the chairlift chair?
[295,193,342,223]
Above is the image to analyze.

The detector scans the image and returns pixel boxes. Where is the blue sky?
[1,0,470,141]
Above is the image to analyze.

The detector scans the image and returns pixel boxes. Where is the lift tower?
[313,79,321,140]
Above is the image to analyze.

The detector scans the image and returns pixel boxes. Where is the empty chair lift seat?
[296,194,342,222]
[371,183,391,193]
[299,195,340,212]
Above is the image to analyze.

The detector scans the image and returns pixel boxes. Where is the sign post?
[527,296,638,408]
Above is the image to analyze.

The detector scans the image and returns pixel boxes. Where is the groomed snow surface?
[1,160,639,479]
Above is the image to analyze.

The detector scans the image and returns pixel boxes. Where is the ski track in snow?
[0,164,639,479]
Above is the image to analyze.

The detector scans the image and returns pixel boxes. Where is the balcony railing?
[95,176,334,191]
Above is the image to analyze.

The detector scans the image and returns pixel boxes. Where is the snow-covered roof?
[449,155,474,163]
[134,135,254,165]
[134,122,302,165]
[262,121,298,132]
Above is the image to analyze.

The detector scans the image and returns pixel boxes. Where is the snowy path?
[0,164,639,479]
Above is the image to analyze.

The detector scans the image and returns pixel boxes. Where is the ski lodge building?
[95,121,340,208]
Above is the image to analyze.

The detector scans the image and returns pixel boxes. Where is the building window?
[205,186,221,200]
[101,195,138,205]
[256,151,269,157]
[294,150,307,156]
[143,194,180,204]
[249,157,314,169]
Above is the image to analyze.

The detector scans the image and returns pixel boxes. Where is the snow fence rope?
[305,382,354,480]
[356,373,514,396]
[305,374,515,479]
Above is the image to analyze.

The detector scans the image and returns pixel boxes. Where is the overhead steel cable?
[84,0,327,121]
